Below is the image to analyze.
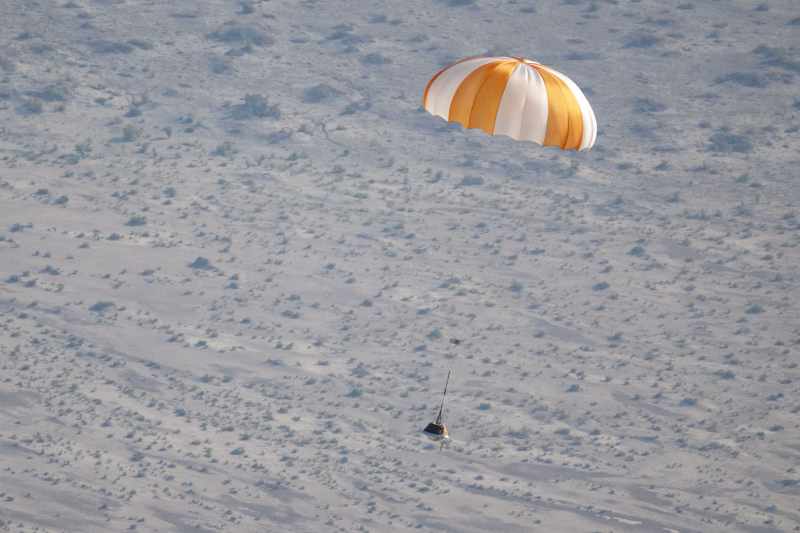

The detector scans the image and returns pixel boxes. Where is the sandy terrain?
[1,0,798,531]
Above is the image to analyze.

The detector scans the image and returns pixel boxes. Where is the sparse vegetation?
[0,2,796,532]
[16,98,43,115]
[707,130,753,153]
[125,215,147,226]
[208,22,272,47]
[227,94,280,120]
[88,39,134,54]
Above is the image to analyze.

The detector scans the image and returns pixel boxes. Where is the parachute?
[422,56,597,151]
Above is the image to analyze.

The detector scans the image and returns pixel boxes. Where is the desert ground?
[1,0,799,531]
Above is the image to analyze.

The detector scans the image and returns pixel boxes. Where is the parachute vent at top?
[422,56,597,151]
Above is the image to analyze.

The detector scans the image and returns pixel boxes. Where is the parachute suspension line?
[435,370,451,425]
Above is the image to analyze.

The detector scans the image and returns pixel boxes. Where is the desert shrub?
[89,39,134,54]
[30,43,55,54]
[715,72,768,88]
[341,99,371,115]
[227,94,280,120]
[623,34,660,48]
[302,83,340,103]
[208,22,272,47]
[119,124,140,142]
[127,38,153,50]
[628,245,646,257]
[28,84,68,101]
[189,257,213,270]
[361,52,391,65]
[707,131,752,153]
[208,56,232,74]
[325,25,370,45]
[564,51,602,61]
[211,141,235,156]
[89,301,114,313]
[0,57,15,72]
[633,97,666,113]
[264,129,292,144]
[753,45,800,73]
[745,303,764,314]
[126,215,147,226]
[458,176,484,187]
[17,98,43,115]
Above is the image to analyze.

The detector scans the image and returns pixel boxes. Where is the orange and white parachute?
[422,56,597,151]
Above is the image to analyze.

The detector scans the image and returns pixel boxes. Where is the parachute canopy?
[422,56,597,151]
